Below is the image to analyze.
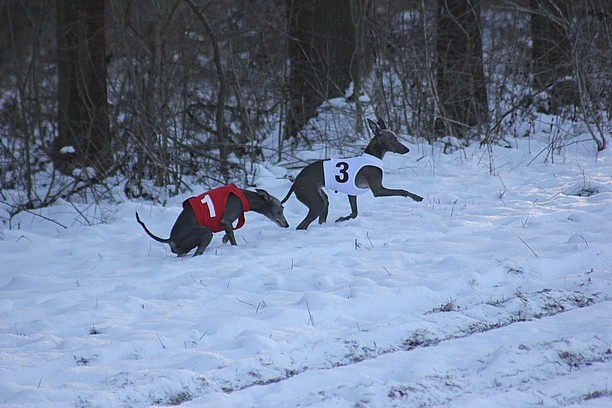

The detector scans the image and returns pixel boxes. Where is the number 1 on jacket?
[200,194,216,218]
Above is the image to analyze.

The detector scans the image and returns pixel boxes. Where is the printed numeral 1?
[200,194,216,217]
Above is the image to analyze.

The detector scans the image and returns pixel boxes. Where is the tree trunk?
[283,0,356,142]
[53,0,111,178]
[435,0,488,139]
[350,0,373,137]
[530,0,576,114]
[183,0,230,181]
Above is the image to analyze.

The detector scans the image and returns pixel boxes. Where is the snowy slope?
[1,133,611,407]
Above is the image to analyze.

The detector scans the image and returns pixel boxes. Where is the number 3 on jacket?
[323,154,383,196]
[334,162,349,183]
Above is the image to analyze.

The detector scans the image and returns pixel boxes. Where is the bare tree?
[2,0,608,217]
[528,0,607,150]
[183,0,230,181]
[283,0,357,144]
[369,1,438,141]
[435,0,488,139]
[1,1,54,201]
[530,0,575,114]
[53,0,112,177]
[349,0,374,136]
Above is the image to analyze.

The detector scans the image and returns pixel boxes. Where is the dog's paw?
[414,195,423,202]
[335,214,356,223]
[222,234,229,244]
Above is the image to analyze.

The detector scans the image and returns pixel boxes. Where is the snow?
[59,146,76,154]
[1,133,611,407]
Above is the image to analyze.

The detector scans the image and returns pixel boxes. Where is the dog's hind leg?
[172,226,213,256]
[335,195,358,223]
[185,227,213,256]
[318,190,329,224]
[295,187,326,230]
[192,228,213,256]
[297,206,322,230]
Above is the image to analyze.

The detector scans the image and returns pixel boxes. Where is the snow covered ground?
[1,130,611,407]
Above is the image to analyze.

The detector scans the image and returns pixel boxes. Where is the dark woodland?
[0,0,609,216]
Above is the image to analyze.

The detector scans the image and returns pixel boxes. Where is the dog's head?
[367,118,410,155]
[255,189,290,228]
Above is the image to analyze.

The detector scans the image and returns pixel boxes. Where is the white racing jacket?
[323,153,383,196]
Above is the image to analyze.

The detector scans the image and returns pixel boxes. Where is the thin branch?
[306,301,315,326]
[156,332,167,349]
[182,0,229,179]
[517,235,538,257]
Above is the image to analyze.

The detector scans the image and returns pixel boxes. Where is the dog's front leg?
[361,170,423,202]
[405,190,423,202]
[221,195,244,245]
[335,195,359,223]
[372,186,423,202]
[220,218,238,245]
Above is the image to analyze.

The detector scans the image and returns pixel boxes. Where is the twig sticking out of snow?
[517,235,538,257]
[306,302,315,326]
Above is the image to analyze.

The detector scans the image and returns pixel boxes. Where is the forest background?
[0,0,609,217]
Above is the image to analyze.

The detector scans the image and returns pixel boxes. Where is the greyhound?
[136,185,289,256]
[281,118,423,230]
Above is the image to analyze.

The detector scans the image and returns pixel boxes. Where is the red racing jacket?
[183,184,250,233]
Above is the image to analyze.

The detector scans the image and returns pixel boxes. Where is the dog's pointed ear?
[367,119,378,134]
[377,118,387,130]
[255,188,271,202]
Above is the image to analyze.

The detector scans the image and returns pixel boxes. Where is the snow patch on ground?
[1,134,611,407]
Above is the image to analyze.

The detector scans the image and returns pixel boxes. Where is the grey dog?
[281,118,423,230]
[136,187,289,256]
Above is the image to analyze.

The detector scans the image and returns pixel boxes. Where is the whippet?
[281,118,423,230]
[136,184,289,256]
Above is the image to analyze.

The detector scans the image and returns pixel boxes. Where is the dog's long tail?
[280,185,294,204]
[135,212,171,243]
